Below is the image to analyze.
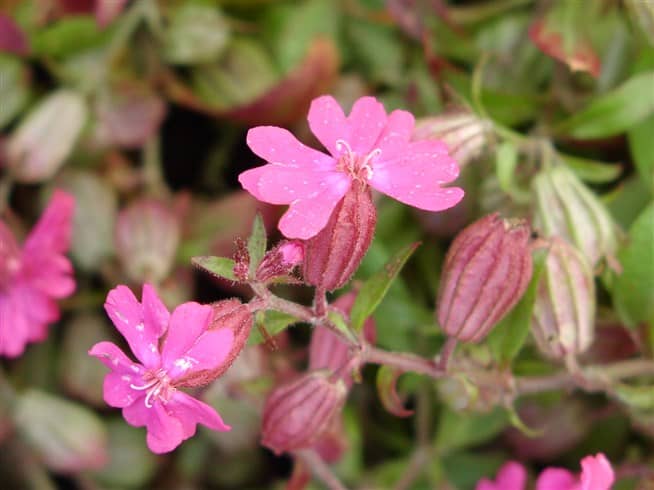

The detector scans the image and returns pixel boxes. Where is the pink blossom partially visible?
[0,190,75,357]
[239,95,463,239]
[89,284,235,454]
[476,454,615,490]
[0,14,29,55]
[476,461,527,490]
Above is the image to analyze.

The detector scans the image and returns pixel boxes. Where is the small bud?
[115,199,180,283]
[7,90,87,183]
[437,213,533,342]
[532,237,596,361]
[309,292,376,388]
[177,298,253,387]
[15,389,108,473]
[413,110,492,168]
[533,164,617,267]
[255,240,304,282]
[303,182,376,291]
[261,371,347,455]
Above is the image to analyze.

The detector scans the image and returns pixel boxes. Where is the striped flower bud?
[261,371,347,455]
[413,109,492,168]
[255,240,304,282]
[532,237,595,361]
[436,213,533,342]
[303,182,376,292]
[115,199,180,283]
[533,164,617,267]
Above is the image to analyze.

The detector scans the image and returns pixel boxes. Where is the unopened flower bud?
[7,90,87,183]
[309,292,376,388]
[532,237,595,361]
[437,213,533,342]
[177,298,253,387]
[261,371,347,455]
[15,390,108,473]
[303,182,376,291]
[413,110,492,168]
[533,164,617,267]
[115,199,180,283]
[255,240,304,282]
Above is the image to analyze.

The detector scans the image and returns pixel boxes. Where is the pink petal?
[246,126,334,170]
[22,254,75,299]
[23,190,75,255]
[168,391,230,433]
[239,164,341,205]
[165,328,234,380]
[95,0,128,27]
[160,302,212,371]
[102,372,144,408]
[104,285,161,368]
[122,398,150,427]
[278,177,351,239]
[144,402,186,454]
[495,462,528,490]
[307,95,349,156]
[536,468,577,490]
[0,291,30,357]
[578,453,614,490]
[369,140,464,212]
[89,341,144,374]
[374,109,414,160]
[346,96,388,154]
[141,283,170,340]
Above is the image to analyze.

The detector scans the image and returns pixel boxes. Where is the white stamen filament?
[130,369,172,408]
[334,139,381,181]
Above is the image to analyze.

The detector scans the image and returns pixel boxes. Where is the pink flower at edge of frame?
[476,461,528,490]
[0,190,75,358]
[238,95,464,239]
[89,284,233,454]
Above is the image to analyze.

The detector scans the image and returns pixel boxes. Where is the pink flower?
[0,190,75,357]
[537,453,614,490]
[239,95,463,239]
[89,284,234,454]
[476,461,527,490]
[476,454,615,490]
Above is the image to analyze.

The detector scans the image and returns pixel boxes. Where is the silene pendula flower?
[261,371,347,455]
[89,284,253,453]
[437,213,533,343]
[0,190,75,357]
[532,237,596,361]
[238,95,463,240]
[476,453,615,490]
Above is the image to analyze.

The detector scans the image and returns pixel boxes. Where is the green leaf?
[247,213,267,277]
[0,54,30,129]
[271,0,338,73]
[613,203,654,328]
[192,256,237,282]
[614,383,654,411]
[326,309,359,345]
[628,113,654,194]
[376,365,413,418]
[248,310,300,345]
[347,18,404,86]
[556,72,654,139]
[350,242,420,332]
[495,141,530,201]
[487,248,548,365]
[32,17,110,58]
[560,153,623,184]
[434,407,508,453]
[163,4,230,64]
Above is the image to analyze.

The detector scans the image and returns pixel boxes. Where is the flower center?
[130,368,175,408]
[335,139,381,182]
